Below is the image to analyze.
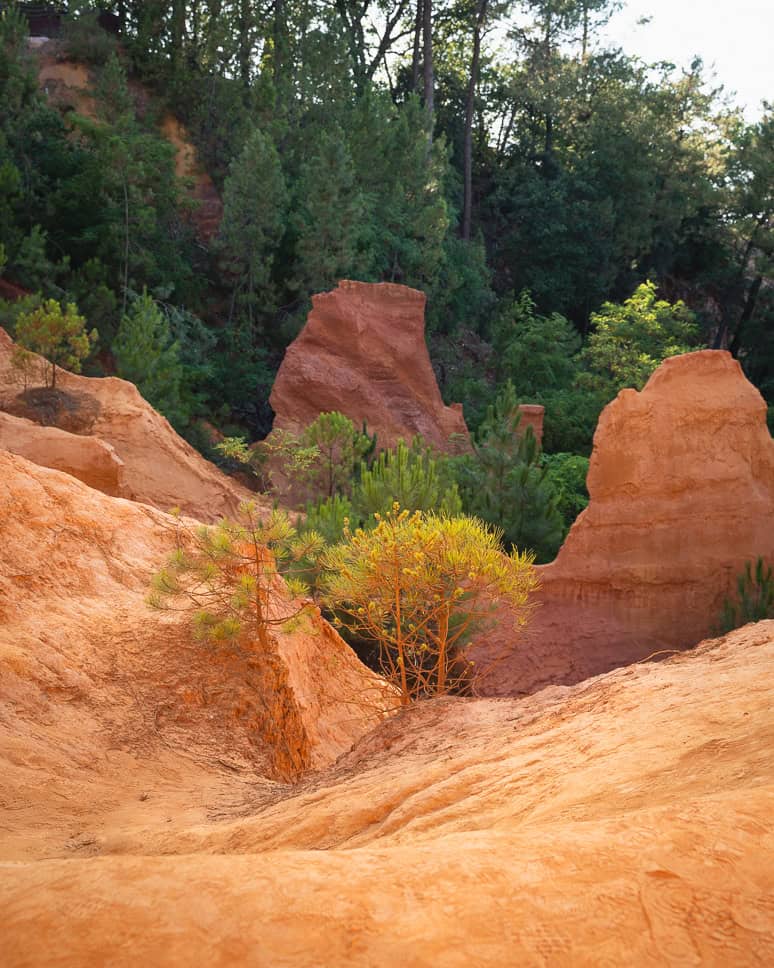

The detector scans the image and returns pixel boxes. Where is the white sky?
[601,0,773,119]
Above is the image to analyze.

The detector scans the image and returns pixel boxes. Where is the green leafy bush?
[62,12,119,66]
[113,289,187,426]
[456,383,563,562]
[718,558,774,634]
[541,452,590,539]
[299,412,374,499]
[580,281,702,395]
[492,290,581,396]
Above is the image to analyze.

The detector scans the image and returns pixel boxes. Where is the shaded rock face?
[0,411,127,497]
[270,281,470,453]
[0,328,254,521]
[474,350,774,696]
[159,114,223,242]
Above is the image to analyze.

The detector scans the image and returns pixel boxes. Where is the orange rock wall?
[0,451,391,788]
[476,350,774,695]
[517,403,544,445]
[270,281,470,453]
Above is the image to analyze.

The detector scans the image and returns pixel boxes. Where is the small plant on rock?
[13,299,97,389]
[149,502,323,654]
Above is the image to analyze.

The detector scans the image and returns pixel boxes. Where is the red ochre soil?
[1,453,773,965]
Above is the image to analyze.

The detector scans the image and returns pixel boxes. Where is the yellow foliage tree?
[321,505,539,705]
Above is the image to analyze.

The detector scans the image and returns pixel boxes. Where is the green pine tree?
[217,127,287,325]
[352,437,462,522]
[457,384,563,562]
[292,125,364,295]
[113,289,186,426]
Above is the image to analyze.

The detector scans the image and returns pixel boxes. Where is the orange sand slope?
[0,450,389,851]
[2,625,772,965]
[1,452,773,965]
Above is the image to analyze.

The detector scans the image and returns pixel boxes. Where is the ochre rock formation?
[0,410,127,497]
[270,281,470,452]
[517,402,544,444]
[0,327,255,520]
[474,349,774,695]
[0,451,390,797]
[1,466,773,968]
[159,114,223,242]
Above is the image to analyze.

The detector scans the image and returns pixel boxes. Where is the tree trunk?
[542,4,554,165]
[423,0,434,132]
[462,0,488,240]
[411,0,423,92]
[238,0,252,87]
[436,603,450,695]
[171,0,185,68]
[729,275,763,358]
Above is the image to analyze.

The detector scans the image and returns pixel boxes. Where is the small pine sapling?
[13,299,97,389]
[149,502,324,654]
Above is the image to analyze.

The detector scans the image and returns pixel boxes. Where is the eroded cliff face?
[0,451,390,795]
[0,328,256,521]
[0,410,128,497]
[475,349,774,696]
[270,280,470,453]
[35,43,222,242]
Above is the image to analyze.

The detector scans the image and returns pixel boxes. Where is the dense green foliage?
[13,298,96,388]
[717,558,774,635]
[113,289,186,425]
[1,0,772,552]
[455,384,564,562]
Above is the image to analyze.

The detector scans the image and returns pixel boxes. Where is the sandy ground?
[2,616,773,965]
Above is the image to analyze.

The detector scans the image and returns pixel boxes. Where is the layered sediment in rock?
[270,281,470,453]
[0,328,254,521]
[475,349,774,695]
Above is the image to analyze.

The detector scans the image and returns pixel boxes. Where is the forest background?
[0,0,771,562]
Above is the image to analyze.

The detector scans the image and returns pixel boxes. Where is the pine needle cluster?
[149,502,323,654]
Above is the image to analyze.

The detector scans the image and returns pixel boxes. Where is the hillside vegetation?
[0,0,771,453]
